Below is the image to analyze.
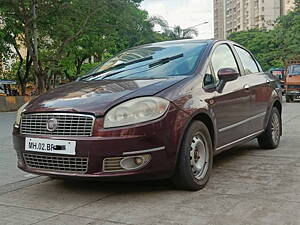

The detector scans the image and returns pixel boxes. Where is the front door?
[208,44,252,150]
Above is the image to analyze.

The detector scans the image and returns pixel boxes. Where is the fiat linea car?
[13,40,282,190]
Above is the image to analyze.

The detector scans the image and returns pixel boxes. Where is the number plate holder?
[25,138,76,155]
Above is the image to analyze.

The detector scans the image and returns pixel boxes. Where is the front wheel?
[258,107,281,149]
[172,121,213,191]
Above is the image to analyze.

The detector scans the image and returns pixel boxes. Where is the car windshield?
[81,42,208,81]
[288,64,300,76]
[271,70,285,80]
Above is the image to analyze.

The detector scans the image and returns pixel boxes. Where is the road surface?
[0,101,299,225]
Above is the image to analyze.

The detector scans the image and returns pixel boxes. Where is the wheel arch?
[172,110,216,177]
[177,111,216,153]
[273,99,282,116]
[272,99,282,135]
[192,113,216,150]
[264,98,282,135]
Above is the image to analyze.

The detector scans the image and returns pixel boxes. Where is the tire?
[286,95,294,103]
[258,107,281,149]
[172,121,213,191]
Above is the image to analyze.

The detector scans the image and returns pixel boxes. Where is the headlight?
[15,102,29,128]
[104,97,170,128]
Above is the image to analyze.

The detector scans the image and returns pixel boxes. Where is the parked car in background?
[0,79,17,96]
[270,68,285,94]
[285,59,300,102]
[13,39,282,190]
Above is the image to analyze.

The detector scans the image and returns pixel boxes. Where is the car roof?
[131,39,216,49]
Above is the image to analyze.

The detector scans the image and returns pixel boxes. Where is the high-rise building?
[282,0,295,14]
[214,0,293,39]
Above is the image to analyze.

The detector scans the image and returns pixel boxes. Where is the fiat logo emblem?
[46,118,58,132]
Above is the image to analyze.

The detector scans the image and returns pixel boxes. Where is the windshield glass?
[81,42,207,81]
[288,64,300,76]
[271,70,285,80]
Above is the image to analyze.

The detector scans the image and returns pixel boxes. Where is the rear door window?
[234,46,260,75]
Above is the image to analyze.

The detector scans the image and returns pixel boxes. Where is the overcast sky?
[140,0,214,39]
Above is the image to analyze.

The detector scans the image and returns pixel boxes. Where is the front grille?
[20,113,95,136]
[103,157,125,172]
[23,153,88,173]
[288,85,300,89]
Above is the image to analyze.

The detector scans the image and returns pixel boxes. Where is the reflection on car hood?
[25,77,185,116]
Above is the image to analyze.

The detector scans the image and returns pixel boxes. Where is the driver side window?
[211,44,239,77]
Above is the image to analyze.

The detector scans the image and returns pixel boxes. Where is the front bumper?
[13,107,188,180]
[286,90,300,96]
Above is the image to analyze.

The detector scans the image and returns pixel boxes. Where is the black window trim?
[203,62,218,89]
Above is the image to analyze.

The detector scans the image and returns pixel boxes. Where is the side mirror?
[218,68,239,82]
[216,68,240,93]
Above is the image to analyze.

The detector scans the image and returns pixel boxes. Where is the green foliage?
[229,5,300,71]
[149,16,198,40]
[0,0,171,92]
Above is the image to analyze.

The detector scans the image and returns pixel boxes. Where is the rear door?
[233,45,272,134]
[208,44,252,149]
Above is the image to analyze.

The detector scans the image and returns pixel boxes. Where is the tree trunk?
[20,83,26,96]
[21,0,44,94]
[36,72,46,93]
[76,58,85,75]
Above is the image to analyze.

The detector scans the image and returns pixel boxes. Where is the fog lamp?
[120,154,151,171]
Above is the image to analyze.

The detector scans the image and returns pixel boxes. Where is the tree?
[228,3,300,71]
[148,16,198,40]
[0,5,32,95]
[1,0,166,93]
[166,25,198,39]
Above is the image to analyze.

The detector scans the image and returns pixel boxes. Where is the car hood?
[26,77,185,116]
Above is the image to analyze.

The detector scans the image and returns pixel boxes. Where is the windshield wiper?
[103,53,185,80]
[79,56,153,80]
[148,53,184,68]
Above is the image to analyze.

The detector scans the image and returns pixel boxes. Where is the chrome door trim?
[216,130,264,151]
[123,146,165,156]
[219,112,266,133]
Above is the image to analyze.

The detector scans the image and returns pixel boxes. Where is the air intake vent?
[103,157,125,172]
[23,153,88,173]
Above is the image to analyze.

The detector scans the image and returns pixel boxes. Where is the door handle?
[244,84,250,91]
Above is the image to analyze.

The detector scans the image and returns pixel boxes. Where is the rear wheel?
[172,121,213,191]
[286,95,293,103]
[258,107,281,149]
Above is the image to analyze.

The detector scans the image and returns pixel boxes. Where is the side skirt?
[214,130,264,155]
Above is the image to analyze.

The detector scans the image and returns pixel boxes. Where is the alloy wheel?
[271,113,280,145]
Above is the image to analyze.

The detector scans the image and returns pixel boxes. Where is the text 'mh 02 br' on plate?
[25,138,76,155]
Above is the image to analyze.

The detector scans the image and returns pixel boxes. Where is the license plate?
[25,138,76,155]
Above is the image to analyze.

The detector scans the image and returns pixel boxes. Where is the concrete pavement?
[0,101,299,225]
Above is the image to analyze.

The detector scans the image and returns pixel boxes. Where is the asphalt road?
[0,101,299,225]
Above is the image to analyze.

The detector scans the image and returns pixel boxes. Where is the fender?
[173,107,217,172]
[263,89,282,131]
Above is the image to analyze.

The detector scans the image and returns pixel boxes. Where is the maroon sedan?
[13,40,282,190]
